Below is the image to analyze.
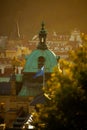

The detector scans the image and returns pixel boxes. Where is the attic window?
[38,56,45,69]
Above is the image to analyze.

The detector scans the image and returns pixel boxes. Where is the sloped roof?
[18,84,42,97]
[30,93,46,106]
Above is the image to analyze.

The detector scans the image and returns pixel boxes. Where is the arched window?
[38,56,45,69]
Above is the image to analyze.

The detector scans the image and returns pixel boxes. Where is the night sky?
[0,0,87,39]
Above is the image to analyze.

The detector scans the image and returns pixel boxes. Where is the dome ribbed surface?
[23,49,58,73]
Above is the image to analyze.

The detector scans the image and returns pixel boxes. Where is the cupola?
[37,22,48,50]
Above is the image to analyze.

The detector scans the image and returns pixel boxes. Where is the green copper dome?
[23,22,59,73]
[23,49,58,73]
[18,23,60,97]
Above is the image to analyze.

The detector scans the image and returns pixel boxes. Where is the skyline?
[0,0,87,39]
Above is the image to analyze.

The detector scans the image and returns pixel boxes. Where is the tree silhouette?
[32,42,87,130]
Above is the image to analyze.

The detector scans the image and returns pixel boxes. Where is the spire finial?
[41,21,45,29]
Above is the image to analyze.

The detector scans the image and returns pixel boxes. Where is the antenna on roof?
[16,20,21,38]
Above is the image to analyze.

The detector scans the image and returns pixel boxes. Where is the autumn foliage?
[32,42,87,130]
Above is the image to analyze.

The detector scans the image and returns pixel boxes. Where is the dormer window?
[38,56,45,69]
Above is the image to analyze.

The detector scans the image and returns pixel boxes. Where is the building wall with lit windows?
[28,28,82,60]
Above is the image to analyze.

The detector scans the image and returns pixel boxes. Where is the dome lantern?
[37,22,48,50]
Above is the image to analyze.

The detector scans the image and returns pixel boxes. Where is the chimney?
[10,73,16,96]
[1,67,4,74]
[18,67,23,74]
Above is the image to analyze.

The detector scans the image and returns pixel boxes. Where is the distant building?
[28,28,82,60]
[0,22,59,128]
[0,23,83,128]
